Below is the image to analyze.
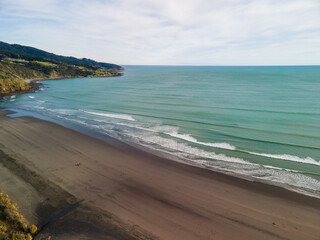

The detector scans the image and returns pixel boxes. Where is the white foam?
[115,123,236,150]
[48,108,75,116]
[85,111,135,121]
[249,152,320,166]
[263,165,286,171]
[29,96,35,99]
[167,132,236,150]
[150,125,179,133]
[35,99,45,104]
[249,167,320,192]
[262,165,300,173]
[10,95,16,99]
[134,134,247,164]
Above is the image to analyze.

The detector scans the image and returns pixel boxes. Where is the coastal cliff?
[0,41,123,95]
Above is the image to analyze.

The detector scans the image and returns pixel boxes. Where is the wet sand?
[0,110,320,240]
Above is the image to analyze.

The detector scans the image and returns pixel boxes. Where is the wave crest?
[85,111,135,121]
[167,131,236,150]
[249,152,320,166]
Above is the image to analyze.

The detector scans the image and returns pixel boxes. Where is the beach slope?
[0,110,320,240]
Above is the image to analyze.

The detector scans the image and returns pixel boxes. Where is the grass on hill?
[0,41,122,94]
[0,57,120,94]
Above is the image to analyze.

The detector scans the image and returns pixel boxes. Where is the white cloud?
[0,0,319,65]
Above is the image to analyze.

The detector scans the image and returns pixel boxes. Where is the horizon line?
[122,64,320,67]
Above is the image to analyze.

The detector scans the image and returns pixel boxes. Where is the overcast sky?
[0,0,319,65]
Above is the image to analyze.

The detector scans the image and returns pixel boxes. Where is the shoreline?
[1,109,320,239]
[0,73,123,99]
[3,106,320,200]
[0,81,43,98]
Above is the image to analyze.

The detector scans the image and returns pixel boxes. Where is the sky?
[0,0,319,65]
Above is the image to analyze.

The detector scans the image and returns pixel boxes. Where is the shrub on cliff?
[0,190,37,240]
[29,225,37,235]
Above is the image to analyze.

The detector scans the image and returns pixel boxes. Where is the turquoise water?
[2,66,320,195]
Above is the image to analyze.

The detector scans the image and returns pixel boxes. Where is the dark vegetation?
[0,190,37,240]
[0,41,123,94]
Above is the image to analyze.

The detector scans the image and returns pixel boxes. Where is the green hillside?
[0,41,123,94]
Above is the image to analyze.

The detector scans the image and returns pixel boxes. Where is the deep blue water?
[2,66,320,196]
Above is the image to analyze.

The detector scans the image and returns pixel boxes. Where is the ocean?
[2,66,320,196]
